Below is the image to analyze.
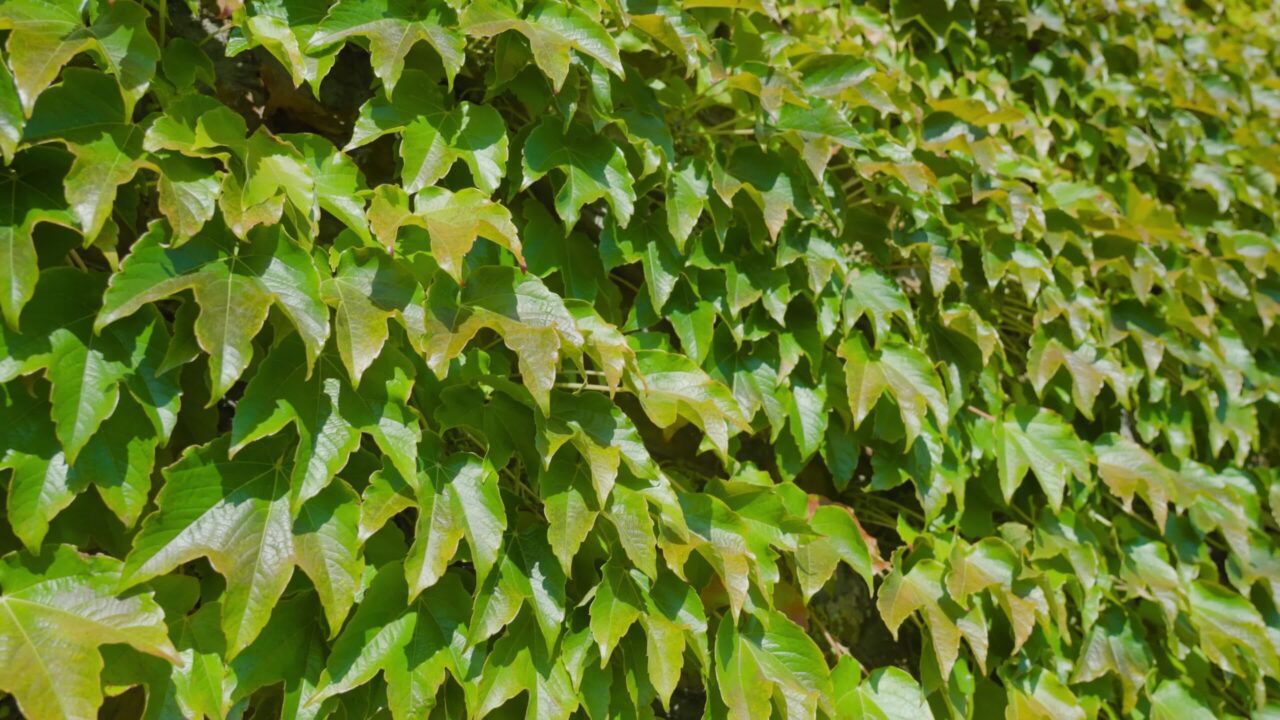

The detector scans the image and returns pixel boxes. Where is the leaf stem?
[966,405,995,422]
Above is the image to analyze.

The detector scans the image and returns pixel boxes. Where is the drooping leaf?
[96,221,329,401]
[0,545,178,720]
[995,406,1091,511]
[461,0,623,91]
[348,71,508,195]
[521,118,636,229]
[309,0,465,92]
[120,435,301,657]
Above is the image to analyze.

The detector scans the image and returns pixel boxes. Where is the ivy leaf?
[348,71,509,195]
[679,493,753,617]
[521,118,636,229]
[0,147,75,329]
[1150,681,1217,720]
[858,667,934,720]
[461,0,623,91]
[1,268,178,467]
[0,0,158,115]
[230,331,421,510]
[608,485,659,580]
[995,406,1091,511]
[537,388,657,505]
[405,453,505,596]
[715,615,772,720]
[0,383,76,551]
[629,349,750,458]
[843,267,916,341]
[226,0,338,90]
[0,61,22,161]
[473,612,579,720]
[1095,434,1175,528]
[785,374,828,460]
[876,558,966,680]
[422,266,582,414]
[794,505,873,599]
[1188,580,1280,679]
[539,448,599,574]
[589,558,645,664]
[95,221,329,401]
[320,246,426,384]
[67,391,161,529]
[1005,668,1086,720]
[445,453,507,586]
[1028,335,1133,419]
[368,185,523,283]
[642,569,708,709]
[839,334,949,448]
[1070,610,1151,712]
[152,154,221,240]
[0,545,179,720]
[120,435,300,658]
[666,157,709,251]
[309,0,465,92]
[308,562,476,719]
[23,68,146,240]
[294,480,366,638]
[284,134,371,242]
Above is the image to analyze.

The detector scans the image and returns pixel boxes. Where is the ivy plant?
[0,0,1278,718]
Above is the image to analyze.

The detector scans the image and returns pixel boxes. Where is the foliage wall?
[1,0,1279,718]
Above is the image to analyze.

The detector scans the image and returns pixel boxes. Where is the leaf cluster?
[1,0,1279,718]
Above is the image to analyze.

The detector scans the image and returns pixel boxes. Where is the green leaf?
[422,265,582,414]
[285,133,371,242]
[839,334,948,448]
[294,480,366,638]
[1006,668,1085,720]
[445,452,507,586]
[0,60,22,162]
[794,505,873,599]
[321,246,426,384]
[309,0,465,91]
[858,667,934,720]
[1188,580,1280,679]
[1150,681,1216,720]
[666,157,709,251]
[876,558,965,679]
[227,0,338,89]
[630,348,750,458]
[368,184,523,283]
[461,0,623,91]
[0,545,178,720]
[152,154,221,240]
[521,118,636,229]
[474,612,579,720]
[714,615,771,720]
[231,332,421,508]
[0,147,75,329]
[348,71,509,195]
[589,558,644,664]
[0,0,158,115]
[120,435,299,657]
[642,569,708,708]
[995,406,1091,511]
[96,221,329,401]
[539,448,598,574]
[309,562,476,719]
[24,68,147,240]
[404,453,499,597]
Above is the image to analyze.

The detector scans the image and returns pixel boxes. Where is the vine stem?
[554,382,617,393]
[809,612,851,658]
[966,405,996,421]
